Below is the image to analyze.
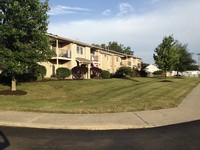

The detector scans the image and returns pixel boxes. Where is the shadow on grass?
[173,77,185,79]
[159,80,174,83]
[124,77,140,82]
[0,90,27,96]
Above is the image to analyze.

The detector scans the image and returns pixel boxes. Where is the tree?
[174,42,198,74]
[139,63,149,77]
[108,41,124,53]
[140,63,149,71]
[0,0,52,91]
[153,35,179,79]
[108,41,134,55]
[93,41,134,55]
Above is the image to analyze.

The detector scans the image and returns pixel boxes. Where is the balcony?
[51,49,72,61]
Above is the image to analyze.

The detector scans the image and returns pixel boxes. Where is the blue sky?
[47,0,200,63]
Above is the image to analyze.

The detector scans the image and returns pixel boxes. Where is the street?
[1,120,200,150]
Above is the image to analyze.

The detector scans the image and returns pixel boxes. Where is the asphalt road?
[1,120,200,150]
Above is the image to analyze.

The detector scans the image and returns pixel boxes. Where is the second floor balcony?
[51,47,72,61]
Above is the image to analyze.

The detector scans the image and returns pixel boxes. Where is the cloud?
[151,0,160,4]
[48,5,91,15]
[48,1,200,63]
[117,3,134,16]
[102,9,112,16]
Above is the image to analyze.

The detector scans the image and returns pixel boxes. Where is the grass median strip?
[0,77,199,113]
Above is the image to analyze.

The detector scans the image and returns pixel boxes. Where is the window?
[77,46,83,54]
[66,50,71,58]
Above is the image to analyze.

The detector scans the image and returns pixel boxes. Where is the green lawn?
[0,77,199,114]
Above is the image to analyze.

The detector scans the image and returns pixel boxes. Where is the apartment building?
[40,33,142,79]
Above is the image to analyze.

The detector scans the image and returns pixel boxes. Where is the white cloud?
[48,1,200,63]
[102,9,112,16]
[48,5,91,15]
[117,3,134,16]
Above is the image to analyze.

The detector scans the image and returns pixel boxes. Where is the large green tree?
[0,0,52,91]
[93,41,134,55]
[174,42,198,73]
[153,35,179,79]
[108,41,134,55]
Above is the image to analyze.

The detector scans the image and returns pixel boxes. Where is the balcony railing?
[52,49,72,59]
[59,51,71,58]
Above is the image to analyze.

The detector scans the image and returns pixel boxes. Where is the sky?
[47,0,200,64]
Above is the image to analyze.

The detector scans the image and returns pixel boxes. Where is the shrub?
[71,66,88,80]
[134,69,141,77]
[153,70,164,76]
[101,70,110,79]
[90,67,102,79]
[56,67,71,79]
[34,65,47,80]
[140,70,148,77]
[115,67,134,78]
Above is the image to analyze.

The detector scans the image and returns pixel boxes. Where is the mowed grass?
[0,77,199,114]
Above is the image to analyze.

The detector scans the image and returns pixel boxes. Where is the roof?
[145,64,159,73]
[47,33,93,47]
[47,33,142,60]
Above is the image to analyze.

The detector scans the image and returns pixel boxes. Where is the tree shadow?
[0,130,10,150]
[124,77,140,82]
[159,80,174,83]
[173,76,185,79]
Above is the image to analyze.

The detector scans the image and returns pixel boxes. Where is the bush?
[140,70,148,77]
[90,67,102,79]
[153,70,164,76]
[115,67,134,78]
[101,70,110,79]
[56,67,71,79]
[34,65,47,80]
[71,66,88,80]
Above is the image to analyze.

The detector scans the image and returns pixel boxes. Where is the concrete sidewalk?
[0,84,199,130]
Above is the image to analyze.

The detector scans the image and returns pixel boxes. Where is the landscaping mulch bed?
[0,90,27,96]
